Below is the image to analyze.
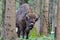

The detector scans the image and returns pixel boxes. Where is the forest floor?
[19,33,54,40]
[20,28,54,40]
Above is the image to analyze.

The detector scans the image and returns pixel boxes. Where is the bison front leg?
[26,31,29,39]
[25,27,30,39]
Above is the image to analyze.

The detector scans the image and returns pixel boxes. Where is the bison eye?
[26,17,28,20]
[26,16,30,21]
[26,15,30,20]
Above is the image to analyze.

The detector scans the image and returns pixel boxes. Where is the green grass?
[29,27,38,38]
[19,27,54,40]
[19,33,54,40]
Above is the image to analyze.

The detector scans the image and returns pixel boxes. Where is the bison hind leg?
[22,29,25,38]
[17,31,20,38]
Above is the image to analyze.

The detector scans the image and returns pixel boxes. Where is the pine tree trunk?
[33,0,40,35]
[43,0,49,36]
[4,0,17,40]
[39,0,44,34]
[56,0,60,40]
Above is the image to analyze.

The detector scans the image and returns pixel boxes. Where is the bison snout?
[29,23,34,27]
[30,23,34,25]
[29,23,34,29]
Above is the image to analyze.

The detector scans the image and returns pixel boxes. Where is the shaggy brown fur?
[16,3,38,39]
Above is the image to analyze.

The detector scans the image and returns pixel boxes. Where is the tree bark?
[39,0,44,34]
[4,0,17,40]
[33,0,40,35]
[43,0,49,36]
[56,0,60,40]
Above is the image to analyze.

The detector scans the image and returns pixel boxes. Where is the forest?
[0,0,60,40]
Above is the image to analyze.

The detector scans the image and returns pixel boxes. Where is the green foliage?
[20,34,54,40]
[29,27,37,38]
[16,1,19,10]
[48,24,52,34]
[28,0,34,6]
[0,36,4,40]
[19,27,54,40]
[29,27,44,38]
[0,0,2,27]
[0,0,4,40]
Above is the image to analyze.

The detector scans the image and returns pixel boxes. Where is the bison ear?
[35,14,39,21]
[35,18,38,21]
[26,15,29,20]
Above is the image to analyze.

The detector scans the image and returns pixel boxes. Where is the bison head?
[25,12,38,30]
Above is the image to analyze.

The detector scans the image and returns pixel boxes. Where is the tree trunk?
[43,0,49,36]
[4,0,17,40]
[48,0,53,34]
[39,0,44,34]
[56,0,60,40]
[33,0,40,35]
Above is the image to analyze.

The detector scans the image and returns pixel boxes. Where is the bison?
[16,3,38,39]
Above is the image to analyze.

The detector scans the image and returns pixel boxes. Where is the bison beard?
[16,3,38,39]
